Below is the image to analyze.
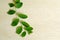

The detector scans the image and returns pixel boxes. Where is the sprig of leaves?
[7,0,33,37]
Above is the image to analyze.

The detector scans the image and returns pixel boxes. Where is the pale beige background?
[0,0,60,40]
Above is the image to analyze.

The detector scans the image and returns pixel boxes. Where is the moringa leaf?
[9,3,14,7]
[24,27,33,34]
[28,30,33,34]
[11,18,19,26]
[24,27,33,31]
[15,2,23,8]
[13,0,20,3]
[7,9,16,15]
[21,31,26,37]
[16,13,28,19]
[16,26,22,34]
[20,20,30,27]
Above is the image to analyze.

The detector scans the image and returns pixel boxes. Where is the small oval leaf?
[13,0,20,3]
[16,26,22,34]
[21,31,26,37]
[9,3,14,7]
[7,9,16,15]
[15,2,23,8]
[25,27,33,31]
[28,30,33,34]
[16,13,28,19]
[20,20,30,27]
[11,18,19,26]
[24,27,33,34]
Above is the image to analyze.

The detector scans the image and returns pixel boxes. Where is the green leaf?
[9,3,14,7]
[13,0,20,3]
[24,27,33,34]
[16,13,28,19]
[25,27,33,31]
[28,30,33,34]
[16,26,22,34]
[20,20,30,27]
[11,18,19,26]
[21,31,26,37]
[7,9,16,15]
[15,2,23,8]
